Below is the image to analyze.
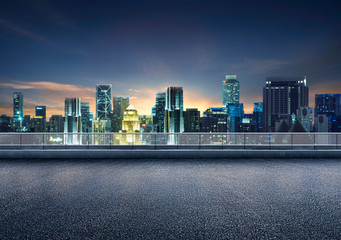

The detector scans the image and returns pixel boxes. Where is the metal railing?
[0,132,340,150]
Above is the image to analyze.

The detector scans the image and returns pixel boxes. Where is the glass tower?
[222,75,239,106]
[315,94,341,132]
[165,86,184,133]
[81,102,91,133]
[253,102,263,132]
[96,84,112,120]
[154,92,166,132]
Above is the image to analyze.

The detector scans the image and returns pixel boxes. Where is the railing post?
[88,133,90,149]
[43,133,45,150]
[269,133,271,150]
[199,133,201,149]
[314,133,316,150]
[243,133,245,149]
[154,133,156,149]
[20,133,22,150]
[336,133,338,150]
[291,133,294,150]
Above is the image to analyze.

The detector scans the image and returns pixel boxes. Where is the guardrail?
[0,132,340,150]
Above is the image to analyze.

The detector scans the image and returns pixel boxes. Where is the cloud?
[230,58,293,74]
[0,81,95,93]
[0,19,48,42]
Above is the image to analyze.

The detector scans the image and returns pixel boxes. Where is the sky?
[1,0,341,118]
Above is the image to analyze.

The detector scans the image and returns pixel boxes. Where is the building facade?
[253,102,263,132]
[96,84,112,120]
[184,108,200,132]
[315,94,341,132]
[165,87,184,133]
[296,107,313,132]
[49,115,64,132]
[81,102,91,133]
[222,75,239,106]
[13,92,23,131]
[112,96,129,132]
[153,92,166,132]
[64,98,82,143]
[263,77,309,132]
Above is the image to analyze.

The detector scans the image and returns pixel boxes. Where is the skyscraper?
[121,104,141,144]
[81,102,91,133]
[153,92,166,132]
[64,98,82,143]
[112,96,129,132]
[253,102,263,132]
[165,86,184,133]
[222,75,239,106]
[263,77,309,132]
[35,106,46,119]
[35,106,46,132]
[96,84,112,120]
[315,94,341,132]
[184,108,200,132]
[13,92,23,130]
[13,92,23,119]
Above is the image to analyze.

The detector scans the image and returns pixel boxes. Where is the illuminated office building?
[165,86,184,133]
[253,102,263,132]
[153,92,166,132]
[35,106,46,132]
[81,102,91,133]
[121,104,141,144]
[227,103,244,132]
[64,98,82,144]
[201,107,228,132]
[96,84,112,120]
[315,94,341,132]
[13,92,23,131]
[222,75,239,106]
[184,108,200,132]
[49,115,64,132]
[112,96,129,132]
[263,77,309,132]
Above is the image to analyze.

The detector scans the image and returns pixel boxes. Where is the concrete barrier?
[1,149,341,159]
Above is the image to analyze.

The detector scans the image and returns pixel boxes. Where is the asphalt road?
[1,159,341,239]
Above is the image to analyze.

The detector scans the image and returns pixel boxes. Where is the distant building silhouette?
[96,84,112,120]
[253,102,263,132]
[153,92,166,133]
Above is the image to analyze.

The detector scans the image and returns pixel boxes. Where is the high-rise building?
[13,92,23,119]
[315,94,341,132]
[0,115,11,132]
[263,77,309,132]
[23,115,31,131]
[13,92,23,131]
[184,108,200,132]
[35,106,46,119]
[35,106,46,131]
[253,102,263,132]
[81,102,91,133]
[227,103,244,132]
[222,75,239,106]
[49,115,64,132]
[64,98,82,143]
[153,92,166,132]
[201,107,228,132]
[32,116,45,132]
[112,96,129,132]
[296,107,313,132]
[165,86,184,133]
[96,84,112,120]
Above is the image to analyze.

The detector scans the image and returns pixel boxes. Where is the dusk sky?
[1,0,340,117]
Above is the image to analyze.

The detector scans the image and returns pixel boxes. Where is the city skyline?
[1,0,340,117]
